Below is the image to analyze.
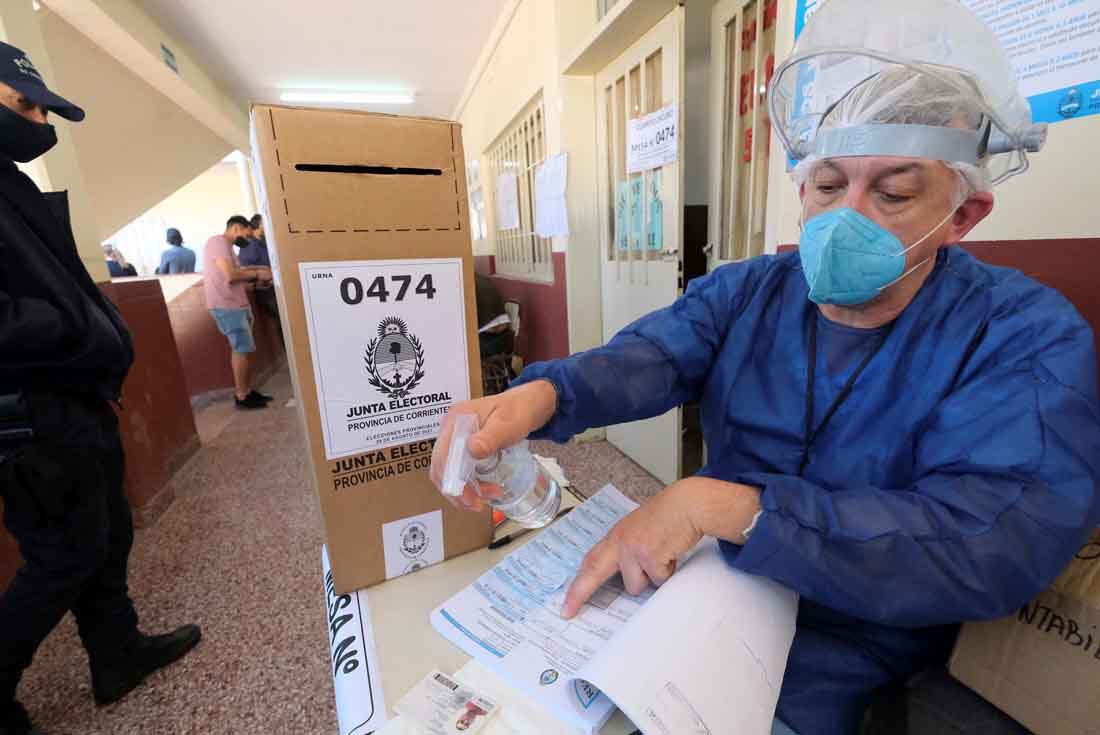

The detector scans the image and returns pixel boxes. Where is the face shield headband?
[768,49,1047,185]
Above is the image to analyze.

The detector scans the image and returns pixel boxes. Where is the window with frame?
[467,159,487,243]
[598,0,622,20]
[486,95,553,283]
[718,0,778,261]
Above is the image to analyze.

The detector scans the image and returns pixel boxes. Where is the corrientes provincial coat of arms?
[364,316,426,399]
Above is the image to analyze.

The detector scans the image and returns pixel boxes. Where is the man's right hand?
[430,379,557,512]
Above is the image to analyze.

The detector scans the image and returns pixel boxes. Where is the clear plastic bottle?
[441,415,562,529]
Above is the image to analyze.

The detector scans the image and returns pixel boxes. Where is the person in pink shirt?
[203,215,274,410]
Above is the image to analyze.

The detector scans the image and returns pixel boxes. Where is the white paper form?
[573,539,798,735]
[496,174,520,230]
[534,153,569,237]
[431,487,800,735]
[431,485,642,734]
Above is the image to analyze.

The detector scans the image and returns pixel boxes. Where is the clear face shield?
[768,0,1047,187]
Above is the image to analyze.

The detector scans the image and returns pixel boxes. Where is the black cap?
[0,42,84,122]
[166,228,182,245]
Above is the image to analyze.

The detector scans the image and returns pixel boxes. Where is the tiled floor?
[14,370,664,734]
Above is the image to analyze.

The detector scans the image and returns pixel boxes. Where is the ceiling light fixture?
[280,91,415,105]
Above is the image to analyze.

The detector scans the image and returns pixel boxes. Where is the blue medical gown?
[513,247,1100,734]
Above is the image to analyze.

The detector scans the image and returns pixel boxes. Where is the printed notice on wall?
[794,0,1100,124]
[626,104,679,174]
[300,258,470,460]
[961,0,1100,123]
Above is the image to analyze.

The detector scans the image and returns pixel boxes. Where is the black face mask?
[0,105,58,163]
[234,236,249,248]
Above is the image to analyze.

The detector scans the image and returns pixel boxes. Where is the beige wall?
[965,114,1099,242]
[107,161,250,276]
[457,0,605,355]
[0,3,107,280]
[41,9,232,242]
[89,0,248,138]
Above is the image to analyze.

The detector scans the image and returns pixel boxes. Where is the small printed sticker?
[539,669,559,686]
[382,510,443,580]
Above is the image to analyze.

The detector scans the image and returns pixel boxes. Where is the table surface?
[368,498,637,734]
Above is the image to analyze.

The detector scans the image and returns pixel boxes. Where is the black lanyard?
[798,313,893,476]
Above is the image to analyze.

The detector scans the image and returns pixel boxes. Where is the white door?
[595,9,685,486]
[708,0,778,271]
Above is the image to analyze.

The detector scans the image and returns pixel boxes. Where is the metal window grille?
[486,95,553,283]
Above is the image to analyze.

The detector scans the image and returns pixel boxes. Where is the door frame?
[593,7,686,486]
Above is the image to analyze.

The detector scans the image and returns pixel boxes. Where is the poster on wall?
[960,0,1100,123]
[793,0,1100,123]
[299,258,471,460]
[626,104,679,173]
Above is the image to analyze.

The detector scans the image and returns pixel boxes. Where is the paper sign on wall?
[616,181,630,251]
[960,0,1100,123]
[630,177,644,250]
[534,153,569,237]
[300,258,471,460]
[626,104,678,174]
[647,171,663,251]
[496,173,520,230]
[794,0,1100,124]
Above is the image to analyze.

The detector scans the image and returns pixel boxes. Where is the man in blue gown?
[432,1,1100,732]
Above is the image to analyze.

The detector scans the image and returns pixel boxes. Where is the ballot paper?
[322,546,388,735]
[395,670,500,735]
[431,485,799,734]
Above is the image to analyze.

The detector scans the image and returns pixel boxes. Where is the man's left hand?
[561,477,762,619]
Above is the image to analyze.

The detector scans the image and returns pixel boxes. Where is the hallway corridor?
[14,370,663,734]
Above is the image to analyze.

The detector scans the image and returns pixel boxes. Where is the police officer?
[0,42,200,735]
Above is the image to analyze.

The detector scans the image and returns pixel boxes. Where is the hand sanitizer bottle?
[441,414,562,529]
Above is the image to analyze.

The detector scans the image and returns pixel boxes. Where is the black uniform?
[0,155,139,704]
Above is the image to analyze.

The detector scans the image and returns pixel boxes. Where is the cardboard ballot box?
[950,530,1100,735]
[250,105,491,593]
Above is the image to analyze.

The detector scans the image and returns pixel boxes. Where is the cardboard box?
[950,530,1100,735]
[250,105,491,593]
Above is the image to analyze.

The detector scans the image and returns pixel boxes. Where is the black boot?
[91,625,202,706]
[0,702,44,735]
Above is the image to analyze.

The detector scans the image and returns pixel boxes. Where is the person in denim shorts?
[202,216,273,410]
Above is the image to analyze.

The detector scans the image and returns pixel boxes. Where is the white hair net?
[792,67,994,195]
[771,0,1047,189]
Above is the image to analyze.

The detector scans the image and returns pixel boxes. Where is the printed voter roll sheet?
[299,258,471,461]
[431,485,799,734]
[322,546,388,735]
[432,485,641,733]
[575,539,798,735]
